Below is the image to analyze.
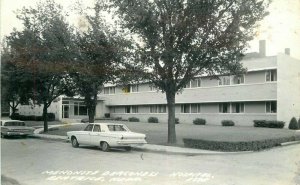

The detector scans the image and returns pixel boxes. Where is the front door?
[62,105,69,118]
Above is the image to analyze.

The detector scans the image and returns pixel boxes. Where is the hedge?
[183,136,300,152]
[221,120,234,126]
[148,117,159,123]
[193,118,206,125]
[254,120,285,129]
[128,117,140,122]
[10,113,55,121]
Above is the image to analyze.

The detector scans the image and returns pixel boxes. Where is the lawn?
[39,120,300,147]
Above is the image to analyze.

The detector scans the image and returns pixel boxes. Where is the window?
[110,107,116,113]
[149,84,156,91]
[122,85,131,93]
[93,125,101,132]
[108,125,127,131]
[219,76,231,86]
[132,106,139,113]
[181,104,190,113]
[232,103,245,113]
[74,102,88,116]
[191,104,201,113]
[219,103,230,113]
[104,87,115,94]
[125,106,131,113]
[191,78,201,88]
[104,88,110,94]
[266,101,277,113]
[150,105,167,113]
[131,84,139,92]
[184,81,191,88]
[266,70,277,82]
[84,124,94,131]
[232,75,245,84]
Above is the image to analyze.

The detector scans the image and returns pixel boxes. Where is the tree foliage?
[71,3,127,123]
[5,0,76,132]
[105,0,270,143]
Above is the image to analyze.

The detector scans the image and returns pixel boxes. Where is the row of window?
[103,70,277,94]
[110,101,277,114]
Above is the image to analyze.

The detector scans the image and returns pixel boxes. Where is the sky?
[1,0,300,59]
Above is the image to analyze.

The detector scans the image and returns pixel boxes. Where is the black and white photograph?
[1,0,300,184]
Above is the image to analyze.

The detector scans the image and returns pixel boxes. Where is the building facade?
[17,41,300,127]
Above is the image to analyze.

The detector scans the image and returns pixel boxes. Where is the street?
[1,138,300,185]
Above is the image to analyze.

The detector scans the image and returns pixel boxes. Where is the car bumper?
[116,140,147,146]
[3,132,32,136]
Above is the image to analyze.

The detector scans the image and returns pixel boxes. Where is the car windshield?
[4,122,25,126]
[107,125,128,132]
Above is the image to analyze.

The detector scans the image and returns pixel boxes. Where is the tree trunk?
[9,101,18,115]
[42,103,48,133]
[166,90,176,144]
[87,91,97,123]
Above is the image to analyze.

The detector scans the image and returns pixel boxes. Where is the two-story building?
[17,41,300,126]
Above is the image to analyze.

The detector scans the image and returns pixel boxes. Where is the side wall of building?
[277,54,300,125]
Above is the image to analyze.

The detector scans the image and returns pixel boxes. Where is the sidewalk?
[33,124,239,155]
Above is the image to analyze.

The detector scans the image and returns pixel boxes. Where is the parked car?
[1,120,35,138]
[67,123,147,152]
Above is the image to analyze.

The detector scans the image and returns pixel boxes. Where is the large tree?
[71,3,126,123]
[106,0,270,143]
[6,0,76,132]
[1,46,33,115]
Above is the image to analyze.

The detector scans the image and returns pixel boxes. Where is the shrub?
[183,135,300,152]
[289,117,299,130]
[115,117,122,121]
[128,117,140,122]
[104,113,110,118]
[298,118,300,129]
[175,118,179,124]
[266,120,285,129]
[148,117,159,123]
[193,118,206,125]
[254,120,268,127]
[221,120,235,126]
[254,120,285,129]
[10,113,20,120]
[47,113,55,121]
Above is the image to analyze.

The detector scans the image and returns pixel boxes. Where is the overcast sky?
[1,0,300,59]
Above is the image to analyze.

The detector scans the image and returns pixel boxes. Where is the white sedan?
[67,123,147,152]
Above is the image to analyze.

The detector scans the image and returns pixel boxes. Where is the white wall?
[277,54,300,125]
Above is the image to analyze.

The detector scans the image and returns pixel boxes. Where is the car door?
[79,124,94,145]
[90,124,102,146]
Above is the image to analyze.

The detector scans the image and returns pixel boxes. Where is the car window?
[107,125,127,131]
[84,124,94,131]
[4,122,25,126]
[93,125,101,132]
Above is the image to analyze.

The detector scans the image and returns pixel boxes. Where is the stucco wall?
[277,54,300,125]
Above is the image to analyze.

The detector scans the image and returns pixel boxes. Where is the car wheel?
[124,146,132,151]
[71,137,79,148]
[101,142,110,152]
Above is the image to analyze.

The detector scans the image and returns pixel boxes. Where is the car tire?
[101,142,110,152]
[124,146,132,151]
[71,137,79,148]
